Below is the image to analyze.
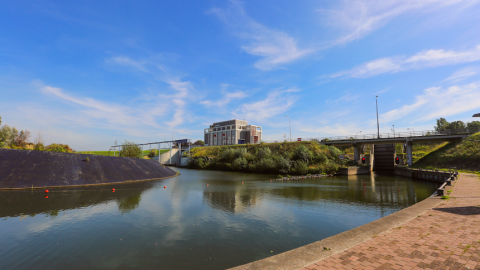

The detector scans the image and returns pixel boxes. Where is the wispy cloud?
[444,67,478,82]
[320,0,478,46]
[209,0,312,71]
[380,81,480,123]
[232,88,300,121]
[325,45,480,78]
[201,84,247,107]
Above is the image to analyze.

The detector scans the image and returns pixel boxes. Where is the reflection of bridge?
[322,129,478,167]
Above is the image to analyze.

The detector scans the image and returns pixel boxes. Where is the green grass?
[412,132,480,173]
[79,149,169,157]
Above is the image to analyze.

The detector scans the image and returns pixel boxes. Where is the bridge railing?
[319,127,480,142]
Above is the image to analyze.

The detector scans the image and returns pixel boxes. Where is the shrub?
[293,145,313,161]
[293,160,308,175]
[232,157,248,170]
[148,149,157,158]
[119,141,142,158]
[34,143,45,151]
[45,144,73,153]
[257,147,271,159]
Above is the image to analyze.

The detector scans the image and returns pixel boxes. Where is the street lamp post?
[356,131,362,139]
[407,128,415,137]
[391,125,395,137]
[376,96,380,139]
[285,115,291,142]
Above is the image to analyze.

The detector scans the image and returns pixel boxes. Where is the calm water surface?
[0,168,439,270]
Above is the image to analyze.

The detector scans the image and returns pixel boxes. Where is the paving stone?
[297,174,480,270]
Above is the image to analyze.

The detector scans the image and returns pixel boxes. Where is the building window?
[227,126,230,130]
[222,127,225,130]
[257,127,261,130]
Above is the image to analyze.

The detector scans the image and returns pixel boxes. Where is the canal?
[0,168,439,270]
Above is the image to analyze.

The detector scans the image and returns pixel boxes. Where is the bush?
[293,145,313,161]
[257,147,271,159]
[148,149,157,158]
[119,141,142,158]
[34,143,45,151]
[232,157,248,170]
[45,144,73,153]
[293,160,308,175]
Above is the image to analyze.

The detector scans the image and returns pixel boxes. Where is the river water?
[0,168,439,270]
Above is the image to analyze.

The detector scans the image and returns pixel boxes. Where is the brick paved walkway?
[302,174,480,270]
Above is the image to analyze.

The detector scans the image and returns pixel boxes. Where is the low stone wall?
[394,167,451,182]
[0,149,178,189]
[339,166,371,175]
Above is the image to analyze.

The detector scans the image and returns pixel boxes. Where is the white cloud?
[209,0,312,70]
[201,84,247,107]
[232,88,299,121]
[326,45,480,78]
[107,56,147,71]
[321,0,478,46]
[380,82,480,123]
[444,67,478,82]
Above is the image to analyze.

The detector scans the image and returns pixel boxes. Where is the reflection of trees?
[0,181,156,219]
[268,175,438,209]
[117,194,142,214]
[203,187,260,214]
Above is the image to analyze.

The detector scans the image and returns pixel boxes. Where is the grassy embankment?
[188,141,344,175]
[79,150,169,157]
[411,133,480,175]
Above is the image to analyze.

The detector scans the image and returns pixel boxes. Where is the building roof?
[474,113,480,117]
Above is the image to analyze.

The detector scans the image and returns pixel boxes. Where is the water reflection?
[0,169,440,270]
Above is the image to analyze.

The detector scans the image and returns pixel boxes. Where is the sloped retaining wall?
[0,149,178,189]
[394,167,451,182]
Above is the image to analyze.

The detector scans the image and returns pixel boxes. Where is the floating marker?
[206,184,209,186]
[45,190,49,193]
[241,182,244,184]
[45,195,48,199]
[164,186,166,189]
[112,188,115,192]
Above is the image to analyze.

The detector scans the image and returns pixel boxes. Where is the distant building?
[474,113,480,117]
[204,119,262,146]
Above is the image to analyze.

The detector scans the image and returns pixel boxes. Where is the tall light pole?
[376,96,380,139]
[391,125,395,137]
[356,131,362,139]
[285,115,291,142]
[407,128,414,137]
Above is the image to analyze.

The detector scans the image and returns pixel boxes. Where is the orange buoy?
[206,184,209,186]
[45,190,49,193]
[45,195,48,199]
[241,181,244,184]
[164,186,166,189]
[112,188,115,192]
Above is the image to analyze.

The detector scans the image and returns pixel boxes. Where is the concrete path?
[302,173,480,270]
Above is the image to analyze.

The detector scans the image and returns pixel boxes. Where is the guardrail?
[319,128,480,142]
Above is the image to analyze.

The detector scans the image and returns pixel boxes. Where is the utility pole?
[285,115,291,142]
[376,96,380,139]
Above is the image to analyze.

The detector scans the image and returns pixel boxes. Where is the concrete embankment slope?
[0,149,178,189]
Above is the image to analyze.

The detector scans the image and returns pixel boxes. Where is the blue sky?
[1,0,480,150]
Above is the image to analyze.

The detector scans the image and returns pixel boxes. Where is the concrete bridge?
[321,129,478,167]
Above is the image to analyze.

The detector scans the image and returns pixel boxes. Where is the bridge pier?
[354,144,361,164]
[406,139,413,166]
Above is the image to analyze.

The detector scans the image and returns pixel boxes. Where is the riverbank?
[188,141,344,175]
[230,173,480,270]
[0,149,178,189]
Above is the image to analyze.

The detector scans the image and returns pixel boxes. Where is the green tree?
[467,121,480,131]
[119,141,142,158]
[0,125,12,148]
[448,120,466,130]
[194,140,204,146]
[434,118,449,132]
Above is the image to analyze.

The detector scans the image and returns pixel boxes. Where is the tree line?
[434,118,480,132]
[0,116,73,152]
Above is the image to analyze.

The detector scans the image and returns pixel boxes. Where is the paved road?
[302,173,480,270]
